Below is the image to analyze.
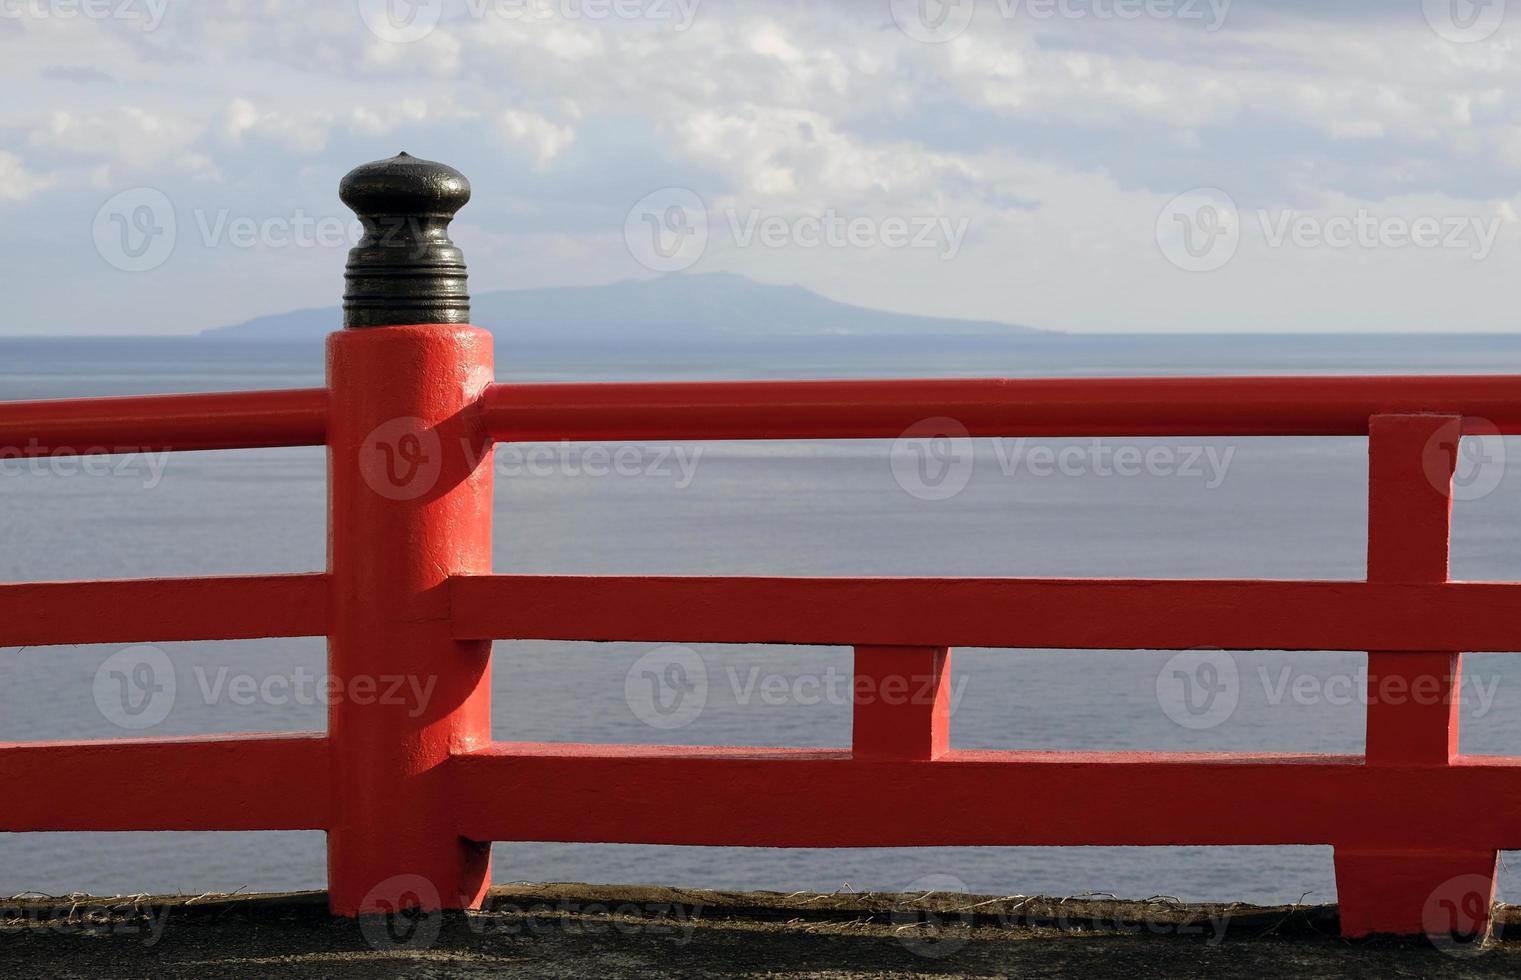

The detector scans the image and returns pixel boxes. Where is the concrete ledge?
[2,884,1520,978]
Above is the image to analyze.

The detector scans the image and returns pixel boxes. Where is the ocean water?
[3,333,1521,905]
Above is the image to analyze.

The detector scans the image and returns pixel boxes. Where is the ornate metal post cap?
[339,152,471,328]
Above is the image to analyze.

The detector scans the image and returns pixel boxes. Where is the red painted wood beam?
[0,574,328,646]
[450,575,1521,652]
[1364,415,1464,767]
[450,744,1521,850]
[479,376,1521,442]
[0,732,329,830]
[0,388,328,455]
[852,646,950,761]
[1336,414,1497,938]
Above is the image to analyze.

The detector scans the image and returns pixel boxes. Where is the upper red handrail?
[6,374,1521,457]
[479,375,1521,441]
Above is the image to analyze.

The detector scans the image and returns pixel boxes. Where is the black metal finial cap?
[340,152,471,328]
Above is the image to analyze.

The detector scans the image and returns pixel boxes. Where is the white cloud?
[28,108,217,178]
[222,98,332,154]
[0,152,58,202]
[496,108,577,168]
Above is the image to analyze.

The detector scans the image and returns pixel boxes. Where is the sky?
[4,0,1521,334]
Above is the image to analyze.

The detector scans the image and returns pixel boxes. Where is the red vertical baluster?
[852,645,951,761]
[1334,414,1497,940]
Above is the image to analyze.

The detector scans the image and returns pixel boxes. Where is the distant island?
[202,272,1048,342]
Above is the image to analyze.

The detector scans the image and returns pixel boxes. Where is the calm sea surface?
[4,333,1521,904]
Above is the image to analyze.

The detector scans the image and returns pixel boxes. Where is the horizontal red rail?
[8,376,1517,454]
[0,574,328,646]
[0,733,329,831]
[450,575,1521,652]
[0,387,328,455]
[452,744,1521,849]
[479,376,1521,441]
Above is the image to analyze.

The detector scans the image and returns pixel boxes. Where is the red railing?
[2,155,1515,942]
[2,371,1517,939]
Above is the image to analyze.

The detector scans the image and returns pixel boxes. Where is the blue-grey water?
[4,333,1521,906]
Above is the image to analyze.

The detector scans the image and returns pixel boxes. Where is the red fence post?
[325,154,495,916]
[1334,414,1498,939]
[853,646,951,761]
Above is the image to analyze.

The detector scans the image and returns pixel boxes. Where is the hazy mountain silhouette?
[203,272,1046,339]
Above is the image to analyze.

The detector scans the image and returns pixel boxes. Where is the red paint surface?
[852,646,950,761]
[481,376,1521,439]
[451,574,1521,651]
[0,733,327,830]
[449,745,1521,849]
[0,573,326,646]
[325,324,495,915]
[1,363,1516,941]
[0,388,327,454]
[1334,415,1499,937]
